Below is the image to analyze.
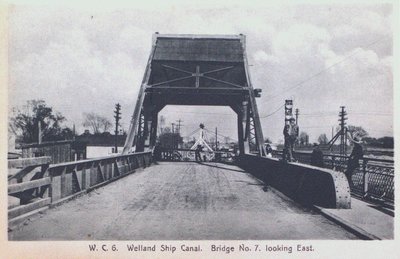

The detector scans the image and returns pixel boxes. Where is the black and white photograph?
[1,0,398,258]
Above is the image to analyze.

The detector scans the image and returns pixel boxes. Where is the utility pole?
[176,119,184,149]
[171,123,175,148]
[159,115,165,134]
[72,124,76,141]
[295,108,299,125]
[176,119,183,134]
[339,106,348,156]
[37,120,42,144]
[215,127,218,150]
[114,103,121,153]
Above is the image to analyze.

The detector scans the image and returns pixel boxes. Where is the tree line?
[9,100,117,144]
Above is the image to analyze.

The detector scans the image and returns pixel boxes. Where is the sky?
[8,3,394,144]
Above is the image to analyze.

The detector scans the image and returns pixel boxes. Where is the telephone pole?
[339,106,348,156]
[215,127,218,150]
[114,103,121,153]
[176,119,183,134]
[159,115,165,134]
[37,120,42,144]
[171,123,175,148]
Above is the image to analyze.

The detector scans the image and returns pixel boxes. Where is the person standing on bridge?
[283,117,299,162]
[195,144,203,162]
[345,130,364,187]
[265,144,273,158]
[311,143,324,167]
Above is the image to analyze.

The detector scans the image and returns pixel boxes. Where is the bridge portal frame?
[122,34,266,156]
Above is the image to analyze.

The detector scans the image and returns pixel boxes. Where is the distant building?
[19,140,87,164]
[76,132,127,158]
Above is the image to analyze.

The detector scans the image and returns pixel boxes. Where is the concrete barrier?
[237,154,351,209]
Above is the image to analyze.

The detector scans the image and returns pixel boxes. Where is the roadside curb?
[313,205,381,240]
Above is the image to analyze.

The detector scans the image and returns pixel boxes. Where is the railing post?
[362,159,368,196]
[48,168,53,203]
[39,163,49,197]
[90,162,95,186]
[81,166,86,190]
[114,158,120,177]
[60,167,67,198]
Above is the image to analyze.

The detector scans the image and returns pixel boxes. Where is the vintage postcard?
[1,0,398,258]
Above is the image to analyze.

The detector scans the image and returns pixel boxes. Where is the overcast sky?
[8,3,393,143]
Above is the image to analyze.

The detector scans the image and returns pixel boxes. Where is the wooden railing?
[8,152,152,228]
[8,157,52,225]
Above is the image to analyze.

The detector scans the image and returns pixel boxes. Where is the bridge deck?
[9,162,357,240]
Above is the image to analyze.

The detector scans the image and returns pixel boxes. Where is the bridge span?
[9,161,357,240]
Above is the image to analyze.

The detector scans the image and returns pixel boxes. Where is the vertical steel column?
[242,101,250,154]
[237,110,245,155]
[135,111,145,152]
[149,111,158,149]
[241,34,265,156]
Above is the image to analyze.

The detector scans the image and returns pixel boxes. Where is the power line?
[183,128,200,138]
[351,112,392,116]
[293,110,393,117]
[265,36,390,99]
[204,128,238,142]
[259,104,285,119]
[301,126,333,129]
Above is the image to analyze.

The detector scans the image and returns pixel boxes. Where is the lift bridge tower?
[122,33,266,156]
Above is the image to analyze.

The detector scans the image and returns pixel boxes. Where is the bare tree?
[318,133,329,144]
[347,125,368,138]
[299,131,309,146]
[100,117,112,132]
[83,112,112,134]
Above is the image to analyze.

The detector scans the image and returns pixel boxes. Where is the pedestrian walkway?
[316,198,394,240]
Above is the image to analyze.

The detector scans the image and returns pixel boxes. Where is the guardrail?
[238,154,351,209]
[8,152,152,228]
[272,150,394,204]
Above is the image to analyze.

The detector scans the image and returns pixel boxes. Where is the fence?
[272,150,394,204]
[8,151,152,228]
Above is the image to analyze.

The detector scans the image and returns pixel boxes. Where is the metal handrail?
[273,150,394,164]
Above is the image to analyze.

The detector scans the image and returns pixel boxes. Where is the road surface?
[9,162,358,240]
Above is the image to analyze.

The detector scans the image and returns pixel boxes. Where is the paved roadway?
[9,162,358,240]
